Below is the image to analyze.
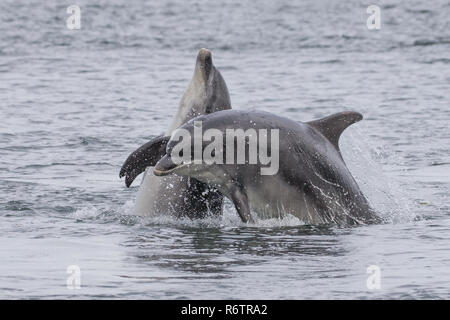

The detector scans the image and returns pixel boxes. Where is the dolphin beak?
[153,155,182,176]
[197,48,213,81]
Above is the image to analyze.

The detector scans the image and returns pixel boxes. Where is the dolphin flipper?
[227,183,254,223]
[120,135,170,187]
[307,111,363,152]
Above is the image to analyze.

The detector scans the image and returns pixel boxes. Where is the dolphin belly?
[135,168,176,216]
[135,168,222,217]
[246,176,326,224]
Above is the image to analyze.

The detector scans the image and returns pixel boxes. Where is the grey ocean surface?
[0,0,449,299]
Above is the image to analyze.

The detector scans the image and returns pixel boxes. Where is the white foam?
[72,205,100,219]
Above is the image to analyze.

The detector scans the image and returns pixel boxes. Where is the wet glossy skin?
[155,110,380,225]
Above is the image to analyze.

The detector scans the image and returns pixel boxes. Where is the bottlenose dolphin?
[152,110,381,225]
[120,49,231,217]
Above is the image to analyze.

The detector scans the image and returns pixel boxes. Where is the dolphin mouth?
[153,165,183,176]
[153,155,185,176]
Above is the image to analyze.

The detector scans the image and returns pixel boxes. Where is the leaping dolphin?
[152,110,381,225]
[120,49,231,218]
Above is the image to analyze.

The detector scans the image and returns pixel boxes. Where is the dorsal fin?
[307,111,363,151]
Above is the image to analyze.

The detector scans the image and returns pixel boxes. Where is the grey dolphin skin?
[120,49,231,218]
[153,110,381,225]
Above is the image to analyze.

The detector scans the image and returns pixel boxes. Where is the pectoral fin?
[119,135,170,187]
[227,183,254,223]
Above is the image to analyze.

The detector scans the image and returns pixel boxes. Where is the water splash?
[341,128,416,223]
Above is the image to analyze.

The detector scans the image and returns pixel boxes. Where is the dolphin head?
[153,120,225,184]
[153,131,192,177]
[196,48,214,84]
[168,49,231,132]
[153,154,180,176]
[153,148,205,180]
[153,150,223,186]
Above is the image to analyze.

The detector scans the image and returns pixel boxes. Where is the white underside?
[134,62,208,216]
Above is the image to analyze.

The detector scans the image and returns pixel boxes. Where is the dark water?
[0,0,449,299]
